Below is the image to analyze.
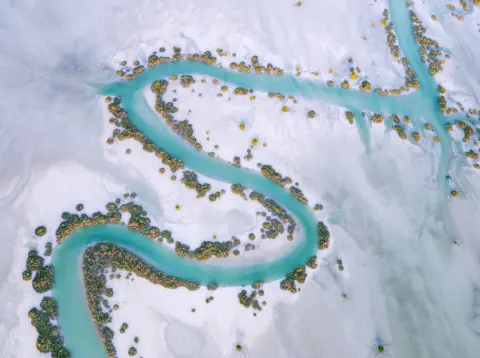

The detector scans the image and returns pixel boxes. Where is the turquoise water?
[52,1,463,357]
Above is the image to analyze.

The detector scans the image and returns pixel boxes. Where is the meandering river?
[52,1,461,356]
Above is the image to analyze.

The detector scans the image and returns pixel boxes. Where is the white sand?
[1,0,480,358]
[412,1,480,111]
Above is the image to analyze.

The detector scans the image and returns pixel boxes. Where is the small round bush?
[35,226,47,237]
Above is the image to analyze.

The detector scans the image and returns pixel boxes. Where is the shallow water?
[52,0,466,357]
